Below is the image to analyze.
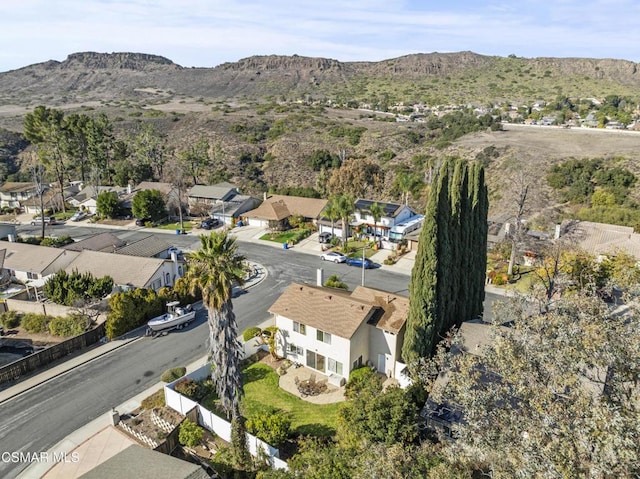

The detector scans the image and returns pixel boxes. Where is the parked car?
[30,216,56,226]
[318,232,334,244]
[135,217,151,226]
[200,218,221,230]
[346,257,374,269]
[320,251,347,263]
[70,211,87,222]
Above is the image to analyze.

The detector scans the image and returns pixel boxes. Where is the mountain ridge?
[2,50,639,107]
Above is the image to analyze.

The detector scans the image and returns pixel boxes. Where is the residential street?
[0,223,502,478]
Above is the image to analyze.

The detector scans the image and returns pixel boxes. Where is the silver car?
[320,251,347,263]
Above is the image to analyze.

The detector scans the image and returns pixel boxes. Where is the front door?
[377,353,385,373]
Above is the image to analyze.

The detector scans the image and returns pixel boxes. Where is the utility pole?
[361,247,365,286]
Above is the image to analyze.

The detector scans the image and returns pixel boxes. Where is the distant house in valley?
[69,185,128,214]
[187,182,240,216]
[318,198,418,248]
[0,182,41,210]
[209,194,260,226]
[269,282,410,386]
[243,194,327,230]
[557,219,640,261]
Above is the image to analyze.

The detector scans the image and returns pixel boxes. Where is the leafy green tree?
[23,105,68,212]
[95,190,120,219]
[106,289,162,339]
[307,149,340,171]
[48,314,90,337]
[431,291,640,478]
[184,231,249,465]
[367,202,384,246]
[322,197,341,239]
[178,137,210,185]
[131,123,167,180]
[334,194,355,246]
[86,113,115,183]
[132,189,166,222]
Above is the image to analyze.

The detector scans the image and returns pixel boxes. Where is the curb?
[0,336,142,405]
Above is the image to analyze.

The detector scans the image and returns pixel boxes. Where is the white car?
[70,211,87,222]
[320,251,347,263]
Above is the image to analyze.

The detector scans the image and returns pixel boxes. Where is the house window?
[293,321,306,335]
[306,351,326,372]
[287,343,303,355]
[352,356,363,371]
[165,272,170,286]
[151,279,161,290]
[327,358,343,376]
[316,329,331,344]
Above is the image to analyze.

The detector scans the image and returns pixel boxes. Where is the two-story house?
[269,282,409,385]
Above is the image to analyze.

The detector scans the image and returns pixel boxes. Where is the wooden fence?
[0,324,105,385]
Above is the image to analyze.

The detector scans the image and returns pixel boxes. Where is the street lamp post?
[361,247,366,286]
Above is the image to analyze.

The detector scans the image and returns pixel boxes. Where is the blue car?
[346,257,374,269]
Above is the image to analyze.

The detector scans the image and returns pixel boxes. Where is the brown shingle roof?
[64,250,165,288]
[245,195,328,220]
[245,199,291,221]
[350,286,409,334]
[0,182,36,194]
[269,283,374,339]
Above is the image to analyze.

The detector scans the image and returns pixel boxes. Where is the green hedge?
[0,310,21,328]
[48,314,90,337]
[105,288,163,339]
[21,313,50,333]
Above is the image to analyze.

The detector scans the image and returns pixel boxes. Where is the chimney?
[554,224,561,240]
[317,268,324,287]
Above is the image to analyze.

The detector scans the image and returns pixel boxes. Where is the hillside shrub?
[0,310,21,328]
[345,366,381,400]
[161,367,186,383]
[48,314,91,337]
[21,313,50,333]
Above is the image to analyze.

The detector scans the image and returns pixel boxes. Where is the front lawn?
[155,221,193,232]
[260,228,312,245]
[241,363,339,437]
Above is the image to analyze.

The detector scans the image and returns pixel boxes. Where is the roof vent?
[325,295,332,300]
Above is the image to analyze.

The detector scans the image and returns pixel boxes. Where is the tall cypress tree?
[403,158,488,368]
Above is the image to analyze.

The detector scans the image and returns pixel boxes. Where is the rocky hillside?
[1,51,639,106]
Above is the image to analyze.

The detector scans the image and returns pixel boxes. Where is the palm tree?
[184,230,250,465]
[369,202,384,247]
[323,196,341,239]
[335,194,355,246]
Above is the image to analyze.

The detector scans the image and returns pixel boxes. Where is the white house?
[268,282,409,385]
[318,198,418,248]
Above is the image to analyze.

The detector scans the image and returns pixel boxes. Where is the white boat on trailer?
[146,301,196,335]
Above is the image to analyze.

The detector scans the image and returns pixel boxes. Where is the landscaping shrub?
[0,310,21,328]
[48,314,91,337]
[141,389,166,409]
[246,408,291,447]
[161,367,186,383]
[105,288,163,339]
[21,313,50,333]
[324,274,348,290]
[174,378,200,399]
[44,269,113,306]
[178,419,204,447]
[344,366,381,399]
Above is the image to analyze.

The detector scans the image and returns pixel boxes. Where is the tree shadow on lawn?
[294,423,336,438]
[243,364,272,383]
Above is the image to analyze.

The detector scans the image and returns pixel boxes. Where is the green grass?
[155,222,193,232]
[342,240,377,259]
[241,363,340,437]
[260,231,299,243]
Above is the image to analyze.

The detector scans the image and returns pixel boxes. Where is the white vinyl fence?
[164,363,288,470]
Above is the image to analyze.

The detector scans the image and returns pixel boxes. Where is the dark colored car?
[318,232,333,244]
[200,218,221,230]
[346,257,374,269]
[135,217,151,226]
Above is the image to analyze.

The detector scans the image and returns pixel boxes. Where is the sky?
[1,0,640,73]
